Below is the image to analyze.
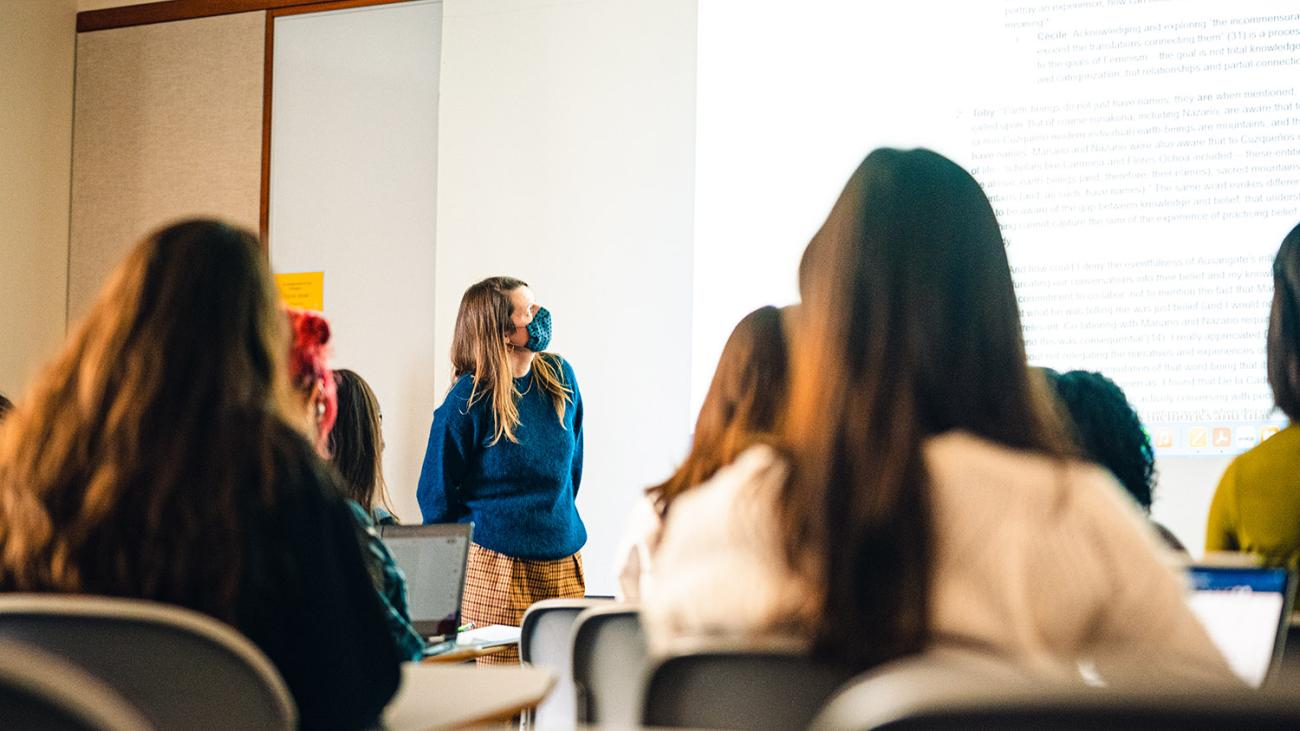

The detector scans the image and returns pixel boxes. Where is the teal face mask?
[525,307,552,352]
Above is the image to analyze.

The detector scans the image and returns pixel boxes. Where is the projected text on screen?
[693,0,1300,455]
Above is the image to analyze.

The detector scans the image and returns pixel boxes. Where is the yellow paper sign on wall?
[275,272,324,312]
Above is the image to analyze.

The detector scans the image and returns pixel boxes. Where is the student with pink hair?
[285,307,426,661]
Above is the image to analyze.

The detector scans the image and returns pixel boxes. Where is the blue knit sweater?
[417,356,586,560]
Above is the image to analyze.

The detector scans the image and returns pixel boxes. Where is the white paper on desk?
[456,624,521,648]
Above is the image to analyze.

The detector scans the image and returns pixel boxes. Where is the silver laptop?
[378,522,473,641]
[1186,565,1295,687]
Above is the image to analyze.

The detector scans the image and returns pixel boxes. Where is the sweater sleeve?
[614,496,661,602]
[1205,462,1240,553]
[1077,469,1237,684]
[417,377,475,524]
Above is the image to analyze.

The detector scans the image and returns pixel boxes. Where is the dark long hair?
[1268,222,1300,421]
[648,305,789,516]
[330,368,397,518]
[782,148,1072,670]
[0,219,299,622]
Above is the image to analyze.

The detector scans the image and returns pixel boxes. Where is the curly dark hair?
[1044,369,1156,511]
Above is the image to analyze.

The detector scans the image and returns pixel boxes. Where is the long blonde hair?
[0,219,301,621]
[450,276,571,444]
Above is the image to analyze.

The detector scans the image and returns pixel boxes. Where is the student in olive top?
[1207,221,1300,568]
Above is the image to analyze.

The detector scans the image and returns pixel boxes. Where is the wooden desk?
[382,662,554,730]
[421,644,511,664]
[420,627,520,664]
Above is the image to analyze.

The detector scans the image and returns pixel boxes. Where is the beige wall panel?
[68,11,263,319]
[0,0,76,398]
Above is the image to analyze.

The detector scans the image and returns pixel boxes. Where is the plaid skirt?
[461,543,585,665]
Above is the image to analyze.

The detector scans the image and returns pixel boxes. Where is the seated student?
[284,312,426,662]
[643,149,1234,684]
[1043,369,1187,554]
[329,368,400,526]
[1207,222,1300,568]
[330,366,427,660]
[0,220,400,728]
[616,305,790,600]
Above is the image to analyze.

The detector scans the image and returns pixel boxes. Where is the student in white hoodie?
[643,148,1234,685]
[616,304,790,600]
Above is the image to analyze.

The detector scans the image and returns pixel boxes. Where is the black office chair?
[572,604,647,726]
[0,595,295,730]
[810,648,1300,731]
[642,643,853,731]
[0,639,152,730]
[519,597,613,728]
[1277,619,1300,682]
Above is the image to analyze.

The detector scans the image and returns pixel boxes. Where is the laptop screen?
[1185,566,1292,687]
[379,523,473,637]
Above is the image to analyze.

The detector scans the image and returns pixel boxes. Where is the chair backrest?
[0,639,153,731]
[519,597,611,728]
[810,648,1300,731]
[643,645,854,731]
[1279,619,1300,682]
[571,604,647,726]
[856,696,1300,731]
[0,595,296,730]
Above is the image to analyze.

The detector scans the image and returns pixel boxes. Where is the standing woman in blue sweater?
[418,276,585,663]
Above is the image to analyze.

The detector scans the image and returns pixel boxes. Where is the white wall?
[1152,455,1232,555]
[268,1,441,523]
[0,0,76,398]
[437,0,699,593]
